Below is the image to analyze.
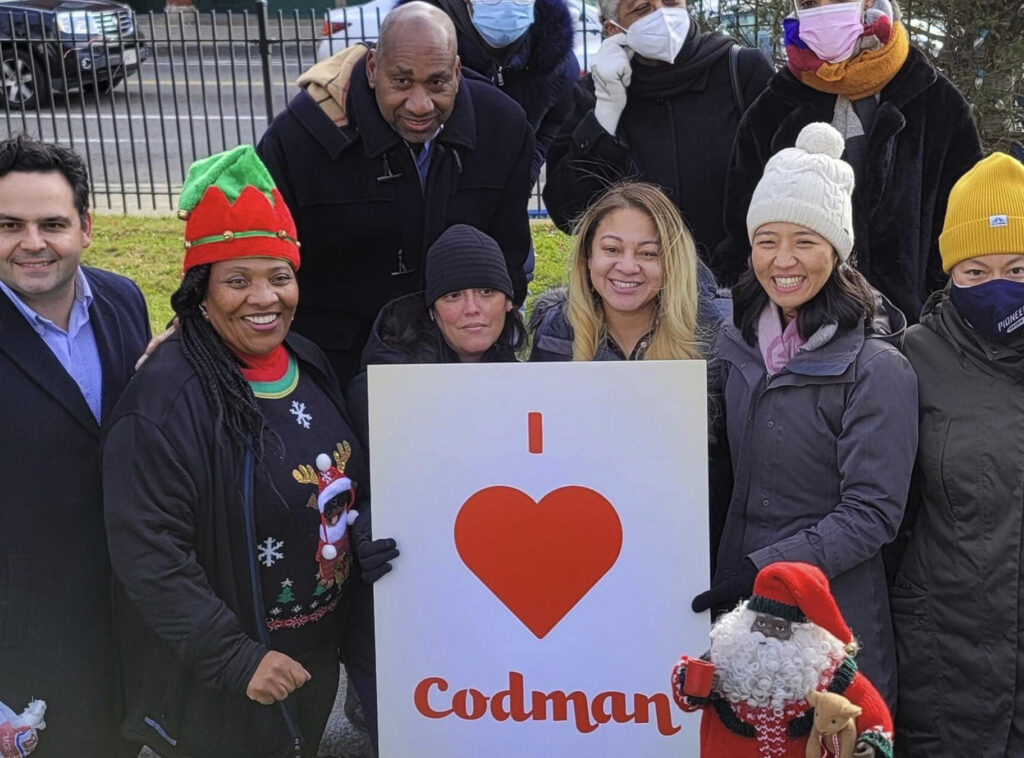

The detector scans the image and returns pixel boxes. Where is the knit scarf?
[296,43,369,126]
[784,18,909,100]
[758,302,806,376]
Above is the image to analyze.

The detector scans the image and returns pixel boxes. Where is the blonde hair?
[566,182,704,361]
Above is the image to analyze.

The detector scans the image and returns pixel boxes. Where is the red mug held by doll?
[682,657,715,698]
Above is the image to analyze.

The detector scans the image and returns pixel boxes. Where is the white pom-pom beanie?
[745,122,856,261]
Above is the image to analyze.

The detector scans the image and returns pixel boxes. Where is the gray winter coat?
[894,291,1024,757]
[714,300,917,707]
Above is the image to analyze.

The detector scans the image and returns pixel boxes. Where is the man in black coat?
[258,1,534,385]
[0,136,150,757]
[542,0,774,261]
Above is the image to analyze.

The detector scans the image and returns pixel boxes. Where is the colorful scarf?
[784,17,909,101]
[758,301,806,376]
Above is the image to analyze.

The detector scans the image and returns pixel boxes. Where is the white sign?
[369,361,710,758]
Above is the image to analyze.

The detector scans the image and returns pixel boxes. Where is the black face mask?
[949,278,1024,343]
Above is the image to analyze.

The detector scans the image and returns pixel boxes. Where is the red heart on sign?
[454,485,623,639]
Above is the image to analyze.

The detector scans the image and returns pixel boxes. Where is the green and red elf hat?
[747,562,854,647]
[177,145,300,272]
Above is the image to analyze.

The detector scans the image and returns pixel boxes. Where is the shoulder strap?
[728,44,745,115]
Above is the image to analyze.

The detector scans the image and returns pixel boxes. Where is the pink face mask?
[797,2,865,64]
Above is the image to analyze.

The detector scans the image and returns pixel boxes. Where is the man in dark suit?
[0,135,150,757]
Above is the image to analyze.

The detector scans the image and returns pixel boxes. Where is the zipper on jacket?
[242,444,306,757]
[496,66,505,86]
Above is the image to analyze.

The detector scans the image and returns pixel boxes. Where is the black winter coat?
[542,27,773,260]
[257,56,534,385]
[713,298,917,708]
[102,332,367,758]
[397,0,579,183]
[0,267,149,758]
[894,291,1024,756]
[712,47,982,322]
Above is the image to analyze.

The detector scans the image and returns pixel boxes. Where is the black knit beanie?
[424,224,514,306]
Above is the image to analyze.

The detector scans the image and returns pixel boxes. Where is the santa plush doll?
[672,562,893,758]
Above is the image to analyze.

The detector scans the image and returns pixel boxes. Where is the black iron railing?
[2,1,1015,216]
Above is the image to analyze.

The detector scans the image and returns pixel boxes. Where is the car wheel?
[0,46,48,109]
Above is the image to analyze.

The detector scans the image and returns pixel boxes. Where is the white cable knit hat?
[746,122,855,261]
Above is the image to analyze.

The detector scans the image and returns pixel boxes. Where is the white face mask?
[613,6,690,64]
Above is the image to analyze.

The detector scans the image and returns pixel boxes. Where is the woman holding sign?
[102,146,397,758]
[692,123,917,709]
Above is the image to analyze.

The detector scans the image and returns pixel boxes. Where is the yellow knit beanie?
[940,152,1024,272]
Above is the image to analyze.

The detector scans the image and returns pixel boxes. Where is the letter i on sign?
[528,412,542,454]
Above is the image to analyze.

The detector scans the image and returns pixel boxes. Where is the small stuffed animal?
[805,690,862,758]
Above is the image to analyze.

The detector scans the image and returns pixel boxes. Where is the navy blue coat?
[0,266,149,758]
[257,55,534,385]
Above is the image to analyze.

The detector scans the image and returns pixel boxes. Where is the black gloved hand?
[691,558,758,613]
[351,510,400,584]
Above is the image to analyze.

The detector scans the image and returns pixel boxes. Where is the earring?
[199,303,210,322]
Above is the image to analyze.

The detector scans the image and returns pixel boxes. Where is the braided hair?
[170,265,269,458]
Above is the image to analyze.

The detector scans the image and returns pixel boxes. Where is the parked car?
[317,0,602,71]
[0,0,150,108]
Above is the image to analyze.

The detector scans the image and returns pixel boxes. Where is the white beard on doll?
[708,606,847,709]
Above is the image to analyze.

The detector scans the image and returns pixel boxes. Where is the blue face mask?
[949,277,1024,343]
[470,0,535,49]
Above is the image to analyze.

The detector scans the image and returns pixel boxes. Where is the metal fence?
[0,0,946,215]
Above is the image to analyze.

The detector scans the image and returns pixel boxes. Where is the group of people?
[1,0,1020,757]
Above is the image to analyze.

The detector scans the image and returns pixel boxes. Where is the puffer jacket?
[713,295,917,709]
[893,290,1024,757]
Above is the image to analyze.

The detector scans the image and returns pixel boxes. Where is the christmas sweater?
[674,658,893,758]
[248,350,362,655]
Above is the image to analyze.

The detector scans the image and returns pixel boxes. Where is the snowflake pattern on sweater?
[247,356,358,655]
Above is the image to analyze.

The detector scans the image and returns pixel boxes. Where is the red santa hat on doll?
[746,562,854,648]
[315,452,358,560]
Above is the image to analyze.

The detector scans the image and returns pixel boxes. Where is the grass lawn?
[84,216,574,336]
